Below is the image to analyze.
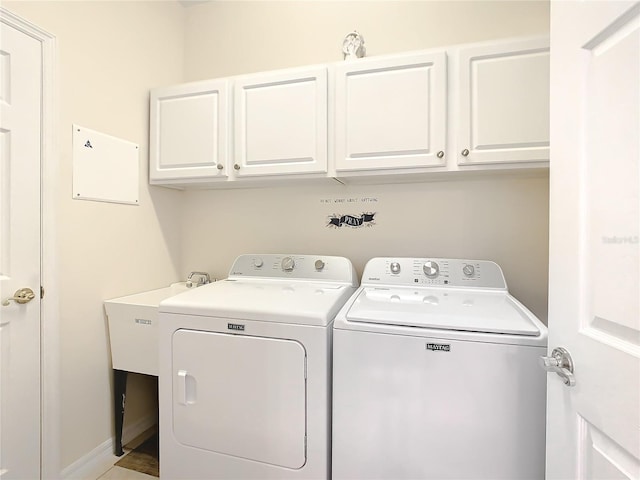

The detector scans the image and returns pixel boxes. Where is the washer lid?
[345,287,541,336]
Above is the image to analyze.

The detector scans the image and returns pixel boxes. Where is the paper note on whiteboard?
[72,124,139,205]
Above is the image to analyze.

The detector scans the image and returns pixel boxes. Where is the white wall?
[180,1,551,320]
[4,0,185,470]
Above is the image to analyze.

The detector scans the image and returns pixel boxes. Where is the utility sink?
[105,282,191,376]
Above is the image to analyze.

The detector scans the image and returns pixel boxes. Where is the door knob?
[539,347,575,387]
[2,287,36,306]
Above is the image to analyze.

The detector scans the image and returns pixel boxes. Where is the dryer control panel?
[362,257,507,290]
[229,254,358,285]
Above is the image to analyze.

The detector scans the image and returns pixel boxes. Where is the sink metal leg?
[114,369,128,456]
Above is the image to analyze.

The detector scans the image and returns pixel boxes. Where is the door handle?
[177,370,197,405]
[539,347,575,387]
[2,287,36,306]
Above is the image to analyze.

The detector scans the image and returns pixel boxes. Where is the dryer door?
[172,329,307,468]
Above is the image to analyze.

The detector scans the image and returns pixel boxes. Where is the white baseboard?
[121,414,158,447]
[59,414,157,480]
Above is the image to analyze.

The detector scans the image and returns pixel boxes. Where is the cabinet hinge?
[40,286,45,299]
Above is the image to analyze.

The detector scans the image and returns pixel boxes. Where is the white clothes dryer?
[332,257,547,480]
[158,254,358,479]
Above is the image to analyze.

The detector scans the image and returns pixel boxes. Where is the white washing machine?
[332,257,547,480]
[158,254,358,479]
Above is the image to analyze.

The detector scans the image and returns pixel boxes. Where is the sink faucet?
[186,271,211,288]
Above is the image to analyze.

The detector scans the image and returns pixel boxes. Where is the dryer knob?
[281,256,295,272]
[463,264,475,277]
[253,258,264,268]
[315,259,325,271]
[423,261,439,278]
[390,262,401,274]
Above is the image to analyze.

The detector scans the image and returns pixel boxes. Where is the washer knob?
[253,258,264,268]
[463,264,475,277]
[423,261,439,278]
[390,262,401,274]
[314,259,325,271]
[281,256,295,272]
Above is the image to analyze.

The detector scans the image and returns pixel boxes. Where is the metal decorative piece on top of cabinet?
[342,31,366,60]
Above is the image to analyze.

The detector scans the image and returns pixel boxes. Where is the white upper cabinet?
[148,35,550,188]
[150,79,230,184]
[334,51,447,173]
[233,67,328,177]
[456,37,550,165]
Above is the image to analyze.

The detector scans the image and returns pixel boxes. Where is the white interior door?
[547,1,639,479]
[0,20,42,480]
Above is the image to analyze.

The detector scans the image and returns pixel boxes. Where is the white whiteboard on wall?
[72,124,139,205]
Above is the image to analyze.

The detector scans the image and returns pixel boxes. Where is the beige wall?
[180,1,550,320]
[182,178,550,320]
[4,0,185,470]
[184,0,550,80]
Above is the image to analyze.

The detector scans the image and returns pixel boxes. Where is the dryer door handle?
[177,370,197,405]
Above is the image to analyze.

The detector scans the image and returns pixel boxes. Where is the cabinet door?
[234,67,328,177]
[457,38,549,165]
[150,79,229,183]
[334,52,447,172]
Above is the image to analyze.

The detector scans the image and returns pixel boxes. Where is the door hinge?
[40,286,44,299]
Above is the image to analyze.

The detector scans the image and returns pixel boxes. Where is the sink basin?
[105,282,191,376]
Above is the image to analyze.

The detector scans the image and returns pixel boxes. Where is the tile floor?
[96,428,158,480]
[97,466,157,480]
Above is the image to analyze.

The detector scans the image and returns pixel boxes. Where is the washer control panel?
[229,254,358,285]
[363,257,507,289]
